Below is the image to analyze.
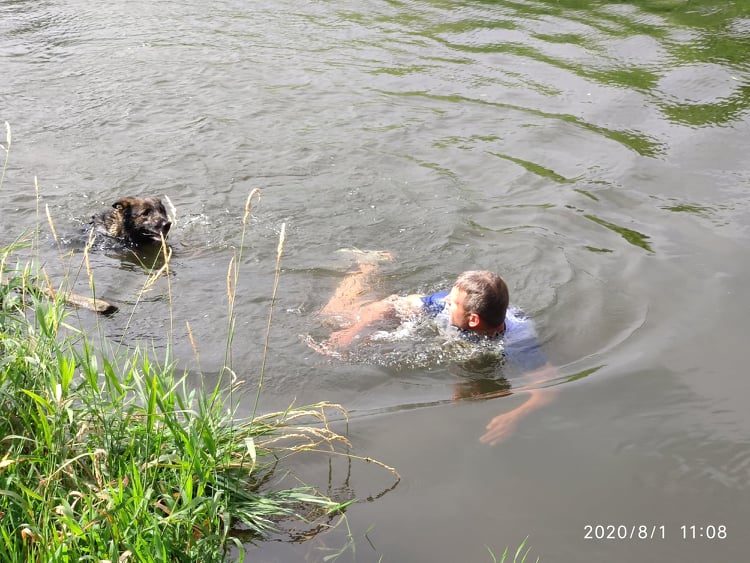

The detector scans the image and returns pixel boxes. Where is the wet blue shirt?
[421,290,548,372]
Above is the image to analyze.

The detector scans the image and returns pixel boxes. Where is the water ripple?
[376,89,665,156]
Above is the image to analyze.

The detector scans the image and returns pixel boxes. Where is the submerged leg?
[321,250,393,318]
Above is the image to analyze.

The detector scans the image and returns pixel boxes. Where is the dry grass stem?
[45,204,59,245]
[186,320,201,367]
[226,255,236,311]
[0,121,10,190]
[243,188,261,227]
[142,241,172,292]
[253,222,286,419]
[163,194,177,226]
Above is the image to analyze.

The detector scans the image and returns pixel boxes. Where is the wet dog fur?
[90,196,171,247]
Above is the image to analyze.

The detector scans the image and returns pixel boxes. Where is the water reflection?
[584,213,653,252]
[377,89,666,156]
[362,0,750,131]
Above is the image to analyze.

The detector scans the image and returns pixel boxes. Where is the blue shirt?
[421,290,548,372]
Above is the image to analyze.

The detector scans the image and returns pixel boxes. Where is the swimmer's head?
[446,271,509,334]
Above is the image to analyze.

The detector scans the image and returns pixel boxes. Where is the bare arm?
[325,294,423,349]
[479,363,558,445]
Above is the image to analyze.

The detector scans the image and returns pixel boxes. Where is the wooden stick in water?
[1,278,117,315]
[43,286,118,315]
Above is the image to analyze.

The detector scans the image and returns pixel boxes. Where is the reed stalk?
[223,188,261,381]
[0,122,10,191]
[114,223,172,353]
[252,221,286,420]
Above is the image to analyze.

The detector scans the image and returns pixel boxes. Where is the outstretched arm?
[326,299,395,349]
[325,294,424,350]
[479,363,558,445]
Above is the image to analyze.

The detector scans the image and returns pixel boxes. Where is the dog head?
[112,196,172,244]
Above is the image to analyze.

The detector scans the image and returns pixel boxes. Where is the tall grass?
[0,126,400,560]
[0,197,399,562]
[0,244,360,561]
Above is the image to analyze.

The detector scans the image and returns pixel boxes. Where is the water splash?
[305,310,506,371]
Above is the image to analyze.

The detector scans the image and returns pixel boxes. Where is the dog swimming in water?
[90,196,171,247]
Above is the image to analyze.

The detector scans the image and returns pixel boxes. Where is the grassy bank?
[0,244,355,562]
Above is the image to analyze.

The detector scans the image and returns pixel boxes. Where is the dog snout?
[147,217,170,239]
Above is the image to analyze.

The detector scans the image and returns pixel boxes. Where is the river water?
[2,0,749,561]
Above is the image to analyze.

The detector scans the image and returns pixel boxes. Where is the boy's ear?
[468,313,481,328]
[112,197,134,210]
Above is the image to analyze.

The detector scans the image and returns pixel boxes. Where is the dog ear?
[112,197,135,210]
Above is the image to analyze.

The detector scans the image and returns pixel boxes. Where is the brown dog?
[91,196,171,246]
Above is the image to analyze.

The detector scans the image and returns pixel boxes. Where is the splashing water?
[305,308,506,371]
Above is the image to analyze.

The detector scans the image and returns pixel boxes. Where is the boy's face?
[445,285,481,331]
[445,285,473,330]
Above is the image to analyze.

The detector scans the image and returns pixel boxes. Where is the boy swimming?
[317,250,557,444]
